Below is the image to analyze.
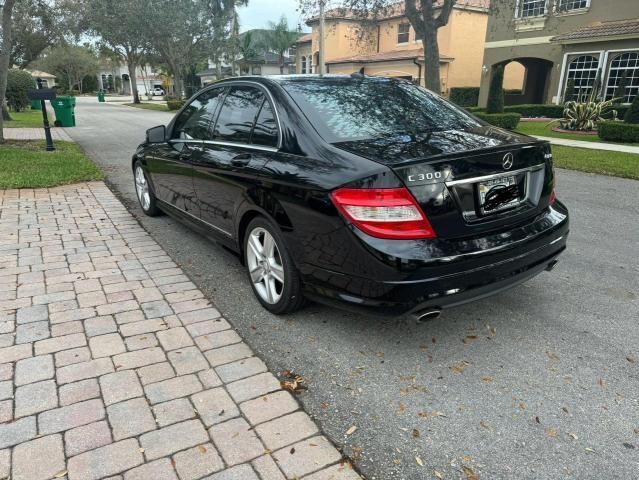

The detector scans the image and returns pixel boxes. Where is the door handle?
[231,153,251,166]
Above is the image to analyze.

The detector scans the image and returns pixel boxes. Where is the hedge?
[597,121,639,143]
[6,69,35,112]
[475,112,521,130]
[465,104,564,118]
[503,104,564,118]
[167,99,186,111]
[449,87,480,107]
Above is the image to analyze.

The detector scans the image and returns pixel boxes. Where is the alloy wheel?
[246,227,285,305]
[135,166,151,211]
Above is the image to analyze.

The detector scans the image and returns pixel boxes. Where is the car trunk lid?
[333,127,555,239]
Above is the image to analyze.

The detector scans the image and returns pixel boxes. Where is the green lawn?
[124,102,169,112]
[0,140,104,189]
[553,145,638,180]
[3,109,46,128]
[516,121,602,142]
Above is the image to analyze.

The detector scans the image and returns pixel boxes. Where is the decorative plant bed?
[520,117,554,123]
[551,127,599,136]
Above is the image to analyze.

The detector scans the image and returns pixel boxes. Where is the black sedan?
[132,75,569,319]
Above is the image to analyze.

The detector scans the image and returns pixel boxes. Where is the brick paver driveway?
[0,183,360,480]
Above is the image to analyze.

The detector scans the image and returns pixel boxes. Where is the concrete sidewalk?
[3,127,73,142]
[534,135,639,154]
[0,183,360,480]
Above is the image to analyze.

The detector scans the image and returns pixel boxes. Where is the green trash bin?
[97,91,105,103]
[31,99,42,111]
[50,96,76,127]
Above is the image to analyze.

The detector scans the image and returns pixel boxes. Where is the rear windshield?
[280,77,481,142]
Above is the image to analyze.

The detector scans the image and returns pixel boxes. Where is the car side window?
[172,89,224,140]
[212,86,264,144]
[251,100,278,148]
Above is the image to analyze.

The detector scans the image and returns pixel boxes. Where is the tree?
[6,69,35,111]
[614,70,629,103]
[145,0,232,99]
[36,44,99,94]
[486,64,504,113]
[264,16,300,74]
[10,0,58,68]
[81,0,150,103]
[298,0,459,92]
[239,31,257,62]
[563,78,575,103]
[624,93,639,124]
[1,0,19,136]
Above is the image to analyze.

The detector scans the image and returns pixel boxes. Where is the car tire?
[244,216,305,315]
[133,161,161,217]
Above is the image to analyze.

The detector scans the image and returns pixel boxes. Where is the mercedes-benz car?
[132,75,569,319]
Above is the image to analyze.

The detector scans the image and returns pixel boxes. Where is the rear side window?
[212,86,264,143]
[172,88,224,140]
[251,100,278,147]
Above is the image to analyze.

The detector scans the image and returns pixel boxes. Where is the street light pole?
[319,0,326,77]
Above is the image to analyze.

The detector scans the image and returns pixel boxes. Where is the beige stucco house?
[478,1,639,106]
[296,0,524,95]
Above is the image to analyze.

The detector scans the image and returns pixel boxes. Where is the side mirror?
[146,125,166,144]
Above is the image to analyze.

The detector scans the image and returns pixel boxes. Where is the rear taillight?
[549,189,556,206]
[330,187,436,240]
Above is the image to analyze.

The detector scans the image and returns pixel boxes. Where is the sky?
[237,0,311,33]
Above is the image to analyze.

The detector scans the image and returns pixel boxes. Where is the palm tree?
[264,16,299,74]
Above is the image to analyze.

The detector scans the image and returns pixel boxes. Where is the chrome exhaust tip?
[545,260,559,272]
[414,308,442,324]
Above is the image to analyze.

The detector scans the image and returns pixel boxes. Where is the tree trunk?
[422,27,441,94]
[127,60,140,104]
[0,0,18,143]
[2,105,12,122]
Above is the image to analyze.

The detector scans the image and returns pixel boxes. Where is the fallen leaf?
[462,465,479,480]
[418,411,446,418]
[568,433,578,440]
[290,447,296,454]
[434,470,444,479]
[480,420,491,430]
[449,361,471,373]
[463,335,478,344]
[412,428,420,438]
[398,403,406,413]
[393,458,401,465]
[219,409,225,416]
[546,351,559,361]
[519,402,527,411]
[320,402,329,409]
[599,378,605,388]
[54,470,67,478]
[139,448,145,453]
[545,427,557,437]
[562,407,569,414]
[346,425,357,435]
[535,416,540,424]
[481,377,494,384]
[199,445,207,453]
[415,456,424,466]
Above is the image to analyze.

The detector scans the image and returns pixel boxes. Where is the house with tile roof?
[295,0,525,95]
[478,1,639,106]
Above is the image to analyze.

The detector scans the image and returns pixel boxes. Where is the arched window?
[605,52,639,103]
[301,56,307,74]
[565,55,599,101]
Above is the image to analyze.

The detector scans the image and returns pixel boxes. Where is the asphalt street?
[65,96,639,479]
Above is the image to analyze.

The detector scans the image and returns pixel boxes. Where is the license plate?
[479,175,520,212]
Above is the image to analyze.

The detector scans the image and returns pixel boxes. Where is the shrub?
[449,87,480,107]
[503,104,564,118]
[6,69,35,112]
[624,94,639,124]
[466,106,484,113]
[486,66,504,114]
[475,112,521,130]
[166,98,185,110]
[598,121,639,143]
[550,98,618,131]
[614,104,629,119]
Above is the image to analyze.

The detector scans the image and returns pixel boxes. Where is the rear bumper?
[300,203,569,317]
